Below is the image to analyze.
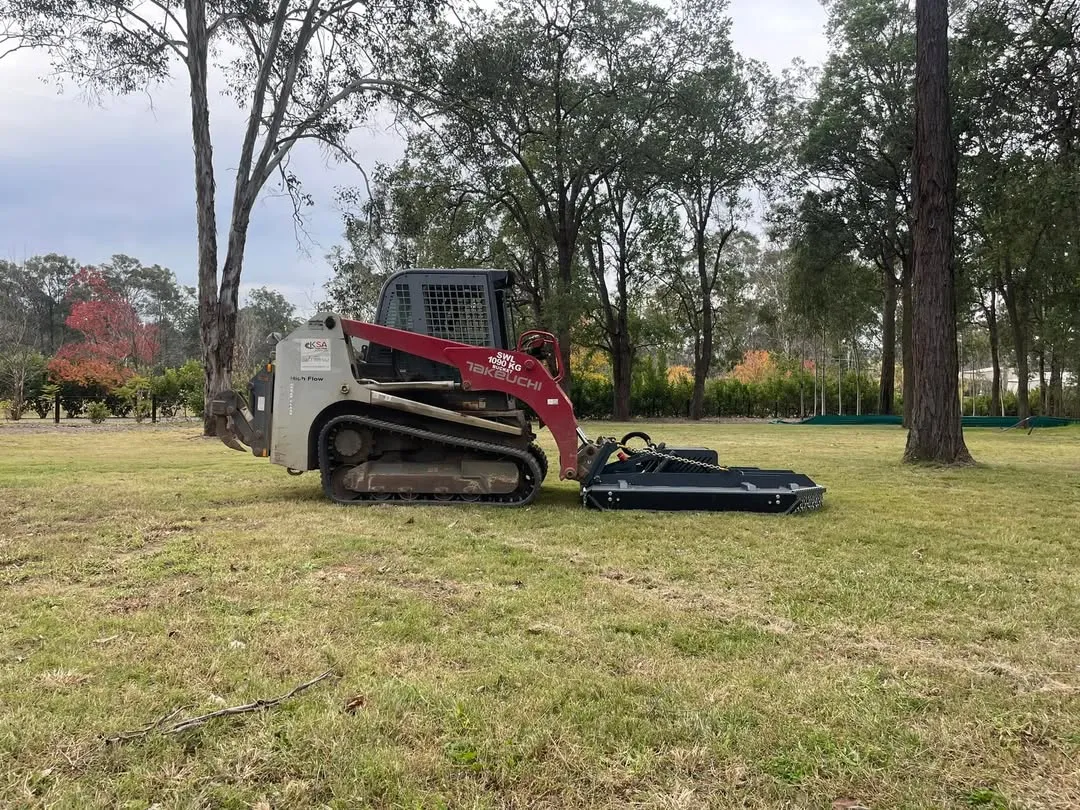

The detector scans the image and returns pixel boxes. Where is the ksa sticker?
[299,338,332,371]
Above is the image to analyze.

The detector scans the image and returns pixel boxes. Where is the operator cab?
[376,268,514,347]
[361,268,516,382]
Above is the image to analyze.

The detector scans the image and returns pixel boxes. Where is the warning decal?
[299,338,332,371]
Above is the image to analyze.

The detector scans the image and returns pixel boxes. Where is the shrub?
[106,393,133,418]
[61,392,87,418]
[0,398,32,420]
[572,373,614,419]
[185,386,205,418]
[87,401,109,423]
[134,399,151,423]
[562,351,908,420]
[630,356,674,417]
[151,360,204,418]
[963,395,993,417]
[1002,390,1018,416]
[32,384,58,419]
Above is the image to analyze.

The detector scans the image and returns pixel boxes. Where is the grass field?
[1,420,1079,809]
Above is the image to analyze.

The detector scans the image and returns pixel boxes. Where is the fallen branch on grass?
[104,706,190,744]
[105,670,337,744]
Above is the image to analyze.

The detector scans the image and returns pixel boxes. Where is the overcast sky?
[0,0,827,313]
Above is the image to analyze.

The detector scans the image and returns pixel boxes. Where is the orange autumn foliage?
[730,350,777,384]
[667,365,692,384]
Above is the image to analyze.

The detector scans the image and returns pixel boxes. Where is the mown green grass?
[1,420,1079,809]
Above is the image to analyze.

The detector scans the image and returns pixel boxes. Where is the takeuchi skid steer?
[211,268,825,513]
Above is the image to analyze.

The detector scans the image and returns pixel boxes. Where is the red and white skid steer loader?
[210,268,824,513]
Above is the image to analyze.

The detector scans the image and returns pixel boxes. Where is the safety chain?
[619,442,731,472]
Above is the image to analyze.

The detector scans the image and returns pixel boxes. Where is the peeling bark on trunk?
[185,0,223,436]
[903,0,972,464]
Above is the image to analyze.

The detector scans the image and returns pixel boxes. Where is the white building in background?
[967,367,1077,393]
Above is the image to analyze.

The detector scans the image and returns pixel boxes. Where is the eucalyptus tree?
[3,0,439,431]
[903,0,972,464]
[408,0,699,387]
[582,161,677,418]
[656,4,778,418]
[953,0,1080,419]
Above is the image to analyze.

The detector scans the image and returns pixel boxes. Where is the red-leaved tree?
[48,268,159,389]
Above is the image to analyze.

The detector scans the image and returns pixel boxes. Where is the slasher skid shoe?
[210,268,825,514]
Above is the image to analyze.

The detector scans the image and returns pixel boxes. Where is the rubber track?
[318,413,544,507]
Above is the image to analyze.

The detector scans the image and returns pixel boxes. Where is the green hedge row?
[1,358,206,420]
[576,374,1080,421]
[574,359,886,420]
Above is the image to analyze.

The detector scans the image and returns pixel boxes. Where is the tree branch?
[105,671,337,743]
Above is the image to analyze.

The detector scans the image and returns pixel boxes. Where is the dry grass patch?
[1,420,1079,808]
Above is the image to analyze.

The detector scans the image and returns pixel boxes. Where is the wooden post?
[152,396,158,423]
[54,391,60,424]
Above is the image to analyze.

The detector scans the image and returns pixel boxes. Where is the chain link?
[621,444,730,472]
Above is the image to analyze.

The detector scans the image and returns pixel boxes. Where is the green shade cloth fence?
[771,414,1080,428]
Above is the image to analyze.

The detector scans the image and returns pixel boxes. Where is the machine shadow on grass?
[231,476,587,510]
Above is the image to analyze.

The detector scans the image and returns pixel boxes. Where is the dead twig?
[105,670,337,743]
[165,670,337,734]
[104,705,189,744]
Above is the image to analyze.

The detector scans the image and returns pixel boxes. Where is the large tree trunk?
[879,276,898,414]
[821,330,827,414]
[691,306,712,420]
[186,0,223,436]
[901,265,914,425]
[904,0,972,464]
[613,256,633,422]
[554,226,575,396]
[1049,351,1063,417]
[612,335,632,421]
[1001,281,1030,420]
[690,233,711,420]
[587,229,632,420]
[986,290,1002,415]
[1038,346,1047,414]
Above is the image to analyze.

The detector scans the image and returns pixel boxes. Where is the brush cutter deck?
[579,434,825,514]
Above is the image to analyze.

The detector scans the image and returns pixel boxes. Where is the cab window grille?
[385,283,411,329]
[422,283,491,345]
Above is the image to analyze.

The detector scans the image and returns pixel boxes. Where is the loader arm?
[341,319,583,480]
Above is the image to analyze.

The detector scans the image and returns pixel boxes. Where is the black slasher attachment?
[579,433,825,514]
